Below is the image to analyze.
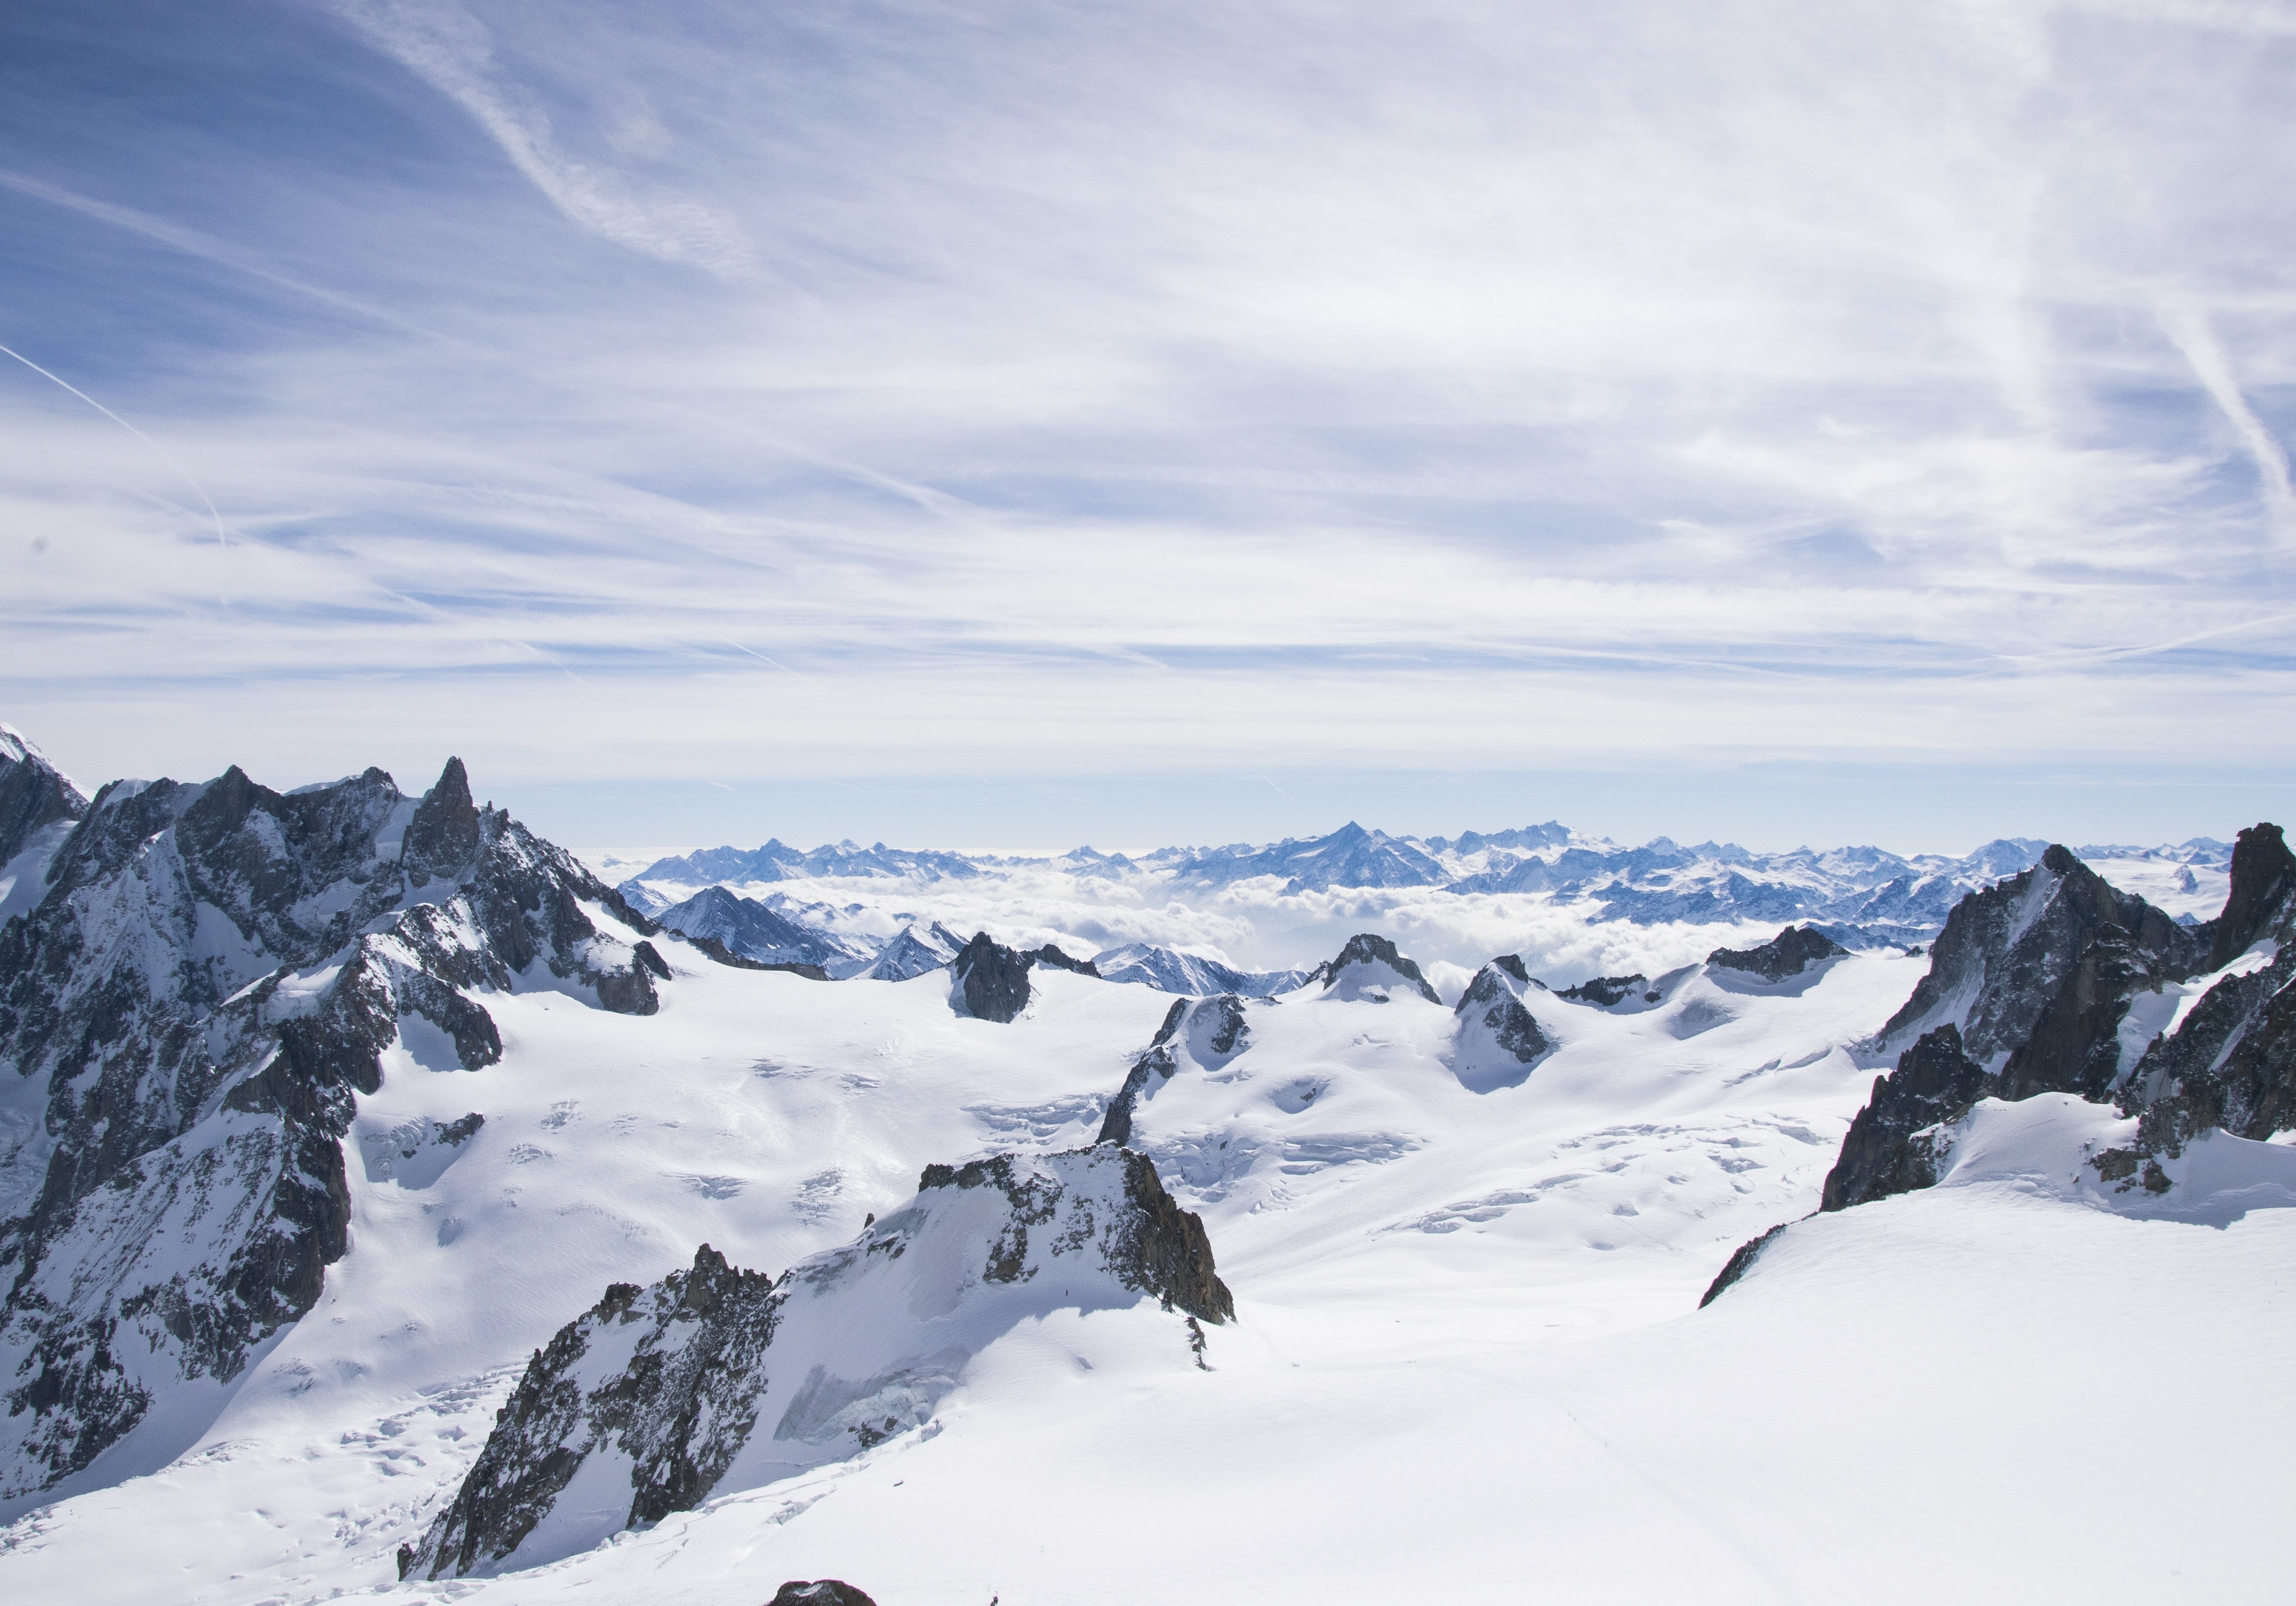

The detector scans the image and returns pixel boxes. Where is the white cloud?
[4,0,2295,838]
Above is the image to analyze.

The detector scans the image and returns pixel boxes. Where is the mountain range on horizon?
[609,816,2232,983]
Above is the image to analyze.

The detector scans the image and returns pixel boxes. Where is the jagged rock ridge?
[1708,825,2296,1303]
[1706,925,1848,984]
[407,1145,1231,1578]
[0,752,671,1506]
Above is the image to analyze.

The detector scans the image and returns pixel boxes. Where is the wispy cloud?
[1,0,2293,840]
[323,0,754,279]
[2159,298,2296,543]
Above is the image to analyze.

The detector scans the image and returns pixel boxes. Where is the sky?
[2,0,2294,855]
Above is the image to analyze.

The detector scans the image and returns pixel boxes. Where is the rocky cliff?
[1708,826,2296,1302]
[406,1145,1231,1578]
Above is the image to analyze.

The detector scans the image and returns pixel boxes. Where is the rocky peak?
[1309,933,1441,1004]
[1450,959,1555,1092]
[1866,843,2203,1084]
[2206,822,2295,970]
[1030,943,1100,975]
[1555,974,1651,1008]
[1706,925,1848,983]
[1820,1025,1993,1211]
[402,757,482,887]
[771,1585,878,1606]
[950,931,1032,1021]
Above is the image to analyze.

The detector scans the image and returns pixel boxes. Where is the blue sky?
[3,0,2294,854]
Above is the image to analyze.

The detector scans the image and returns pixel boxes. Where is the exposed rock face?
[1865,844,2204,1096]
[406,1245,782,1580]
[949,932,1032,1022]
[771,1584,878,1606]
[1449,960,1555,1092]
[1555,974,1651,1008]
[1819,1027,1995,1211]
[1708,830,2294,1305]
[2110,827,2296,1162]
[1097,995,1252,1145]
[1697,1221,1789,1308]
[1030,943,1099,976]
[409,1146,1230,1577]
[1810,842,2207,1221]
[1706,926,1848,983]
[2204,823,2296,971]
[0,754,669,1506]
[1309,933,1441,1004]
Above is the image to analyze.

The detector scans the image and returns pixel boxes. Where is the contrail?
[2160,299,2296,544]
[0,340,229,548]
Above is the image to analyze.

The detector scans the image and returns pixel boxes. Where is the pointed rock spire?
[403,756,481,887]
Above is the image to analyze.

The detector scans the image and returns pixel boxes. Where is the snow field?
[3,934,2289,1603]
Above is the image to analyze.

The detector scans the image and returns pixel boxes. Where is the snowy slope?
[4,733,2294,1604]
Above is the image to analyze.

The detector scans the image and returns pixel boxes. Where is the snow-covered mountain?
[0,756,670,1510]
[633,840,981,887]
[0,726,89,929]
[608,820,2233,993]
[4,727,2294,1604]
[1086,942,1307,998]
[650,886,878,978]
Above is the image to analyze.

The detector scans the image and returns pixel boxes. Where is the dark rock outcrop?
[1813,832,2288,1221]
[1030,943,1099,976]
[1706,925,1848,982]
[950,932,1032,1022]
[1096,996,1251,1145]
[771,1584,878,1606]
[1698,1221,1791,1307]
[2206,823,2296,970]
[2107,829,2296,1164]
[409,1146,1229,1578]
[1819,1026,1993,1211]
[1867,844,2204,1096]
[1307,933,1441,1003]
[1555,974,1651,1007]
[407,1245,781,1580]
[0,752,673,1505]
